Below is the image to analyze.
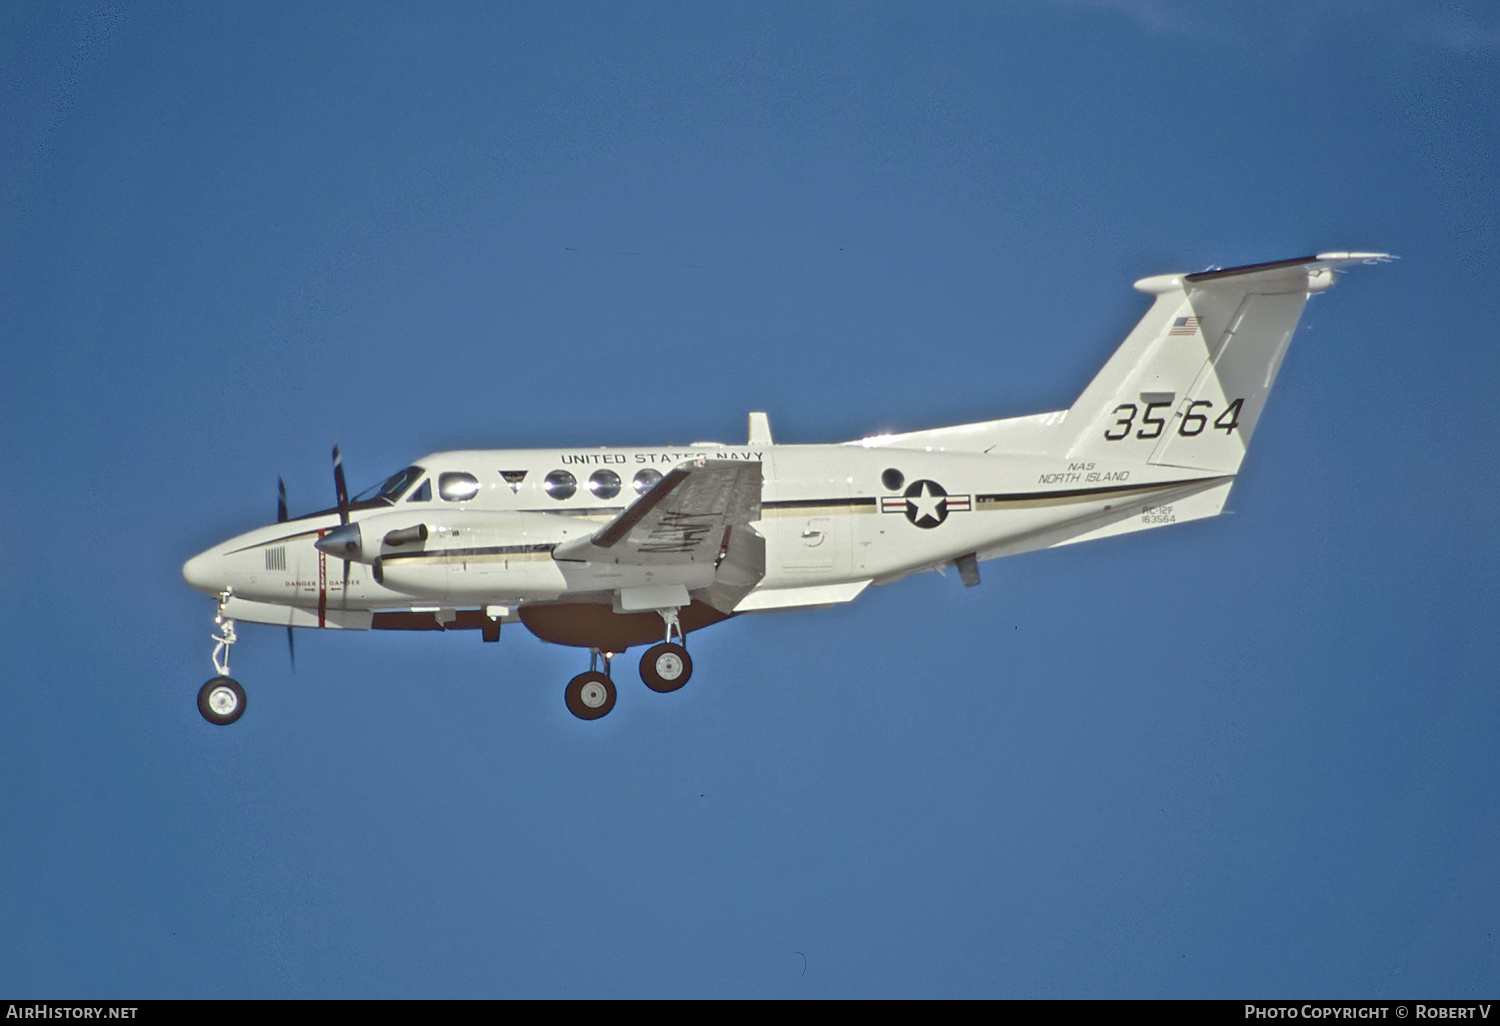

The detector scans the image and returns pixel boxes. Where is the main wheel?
[198,676,247,725]
[565,671,617,720]
[640,642,693,693]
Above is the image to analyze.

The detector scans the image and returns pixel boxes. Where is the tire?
[198,676,247,725]
[565,671,617,720]
[640,642,693,693]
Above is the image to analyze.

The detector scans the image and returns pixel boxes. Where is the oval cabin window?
[438,472,480,502]
[544,470,577,500]
[589,469,621,499]
[632,469,663,495]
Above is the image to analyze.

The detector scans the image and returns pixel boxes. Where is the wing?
[551,458,763,567]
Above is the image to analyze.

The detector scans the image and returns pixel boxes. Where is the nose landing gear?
[198,590,247,725]
[198,677,247,725]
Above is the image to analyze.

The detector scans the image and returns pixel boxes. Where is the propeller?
[333,444,350,525]
[332,444,351,604]
[278,474,294,669]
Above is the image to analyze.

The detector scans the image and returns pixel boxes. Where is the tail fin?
[1065,253,1392,472]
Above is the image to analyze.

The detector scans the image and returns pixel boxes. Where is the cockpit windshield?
[352,465,425,506]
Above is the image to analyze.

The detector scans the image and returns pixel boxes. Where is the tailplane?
[852,252,1391,461]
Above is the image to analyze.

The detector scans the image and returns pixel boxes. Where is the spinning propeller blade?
[331,444,351,605]
[275,475,296,667]
[332,444,350,526]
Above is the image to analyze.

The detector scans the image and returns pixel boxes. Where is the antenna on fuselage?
[748,411,772,445]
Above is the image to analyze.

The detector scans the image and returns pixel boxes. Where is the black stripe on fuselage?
[976,476,1231,505]
[762,497,878,510]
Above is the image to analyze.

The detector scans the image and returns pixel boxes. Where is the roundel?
[902,479,950,529]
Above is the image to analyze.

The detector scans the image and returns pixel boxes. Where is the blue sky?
[2,0,1497,998]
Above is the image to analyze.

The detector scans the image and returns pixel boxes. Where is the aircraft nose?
[182,548,226,596]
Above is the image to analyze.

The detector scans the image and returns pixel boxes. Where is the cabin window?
[632,469,662,495]
[589,469,621,500]
[882,468,905,491]
[544,470,577,500]
[406,479,432,502]
[439,472,480,502]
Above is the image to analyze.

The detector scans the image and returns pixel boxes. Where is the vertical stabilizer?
[1064,253,1391,472]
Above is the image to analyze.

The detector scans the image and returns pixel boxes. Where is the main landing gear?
[640,642,692,693]
[198,590,247,725]
[566,650,618,721]
[562,608,695,720]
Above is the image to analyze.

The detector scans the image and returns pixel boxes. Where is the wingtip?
[1314,251,1398,264]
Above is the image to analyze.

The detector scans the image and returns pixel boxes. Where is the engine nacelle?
[368,509,599,603]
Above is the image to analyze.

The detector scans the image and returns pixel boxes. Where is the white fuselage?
[183,439,1228,629]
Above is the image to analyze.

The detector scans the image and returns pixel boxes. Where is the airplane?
[183,251,1391,724]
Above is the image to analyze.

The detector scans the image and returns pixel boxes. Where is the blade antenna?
[286,626,297,671]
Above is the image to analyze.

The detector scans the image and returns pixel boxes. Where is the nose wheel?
[198,590,248,726]
[198,677,247,725]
